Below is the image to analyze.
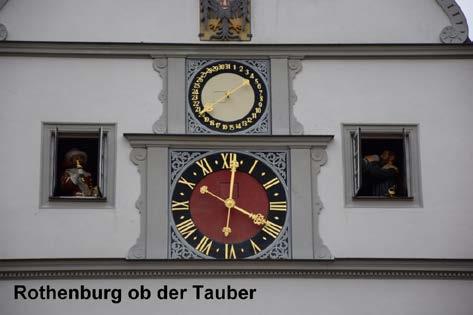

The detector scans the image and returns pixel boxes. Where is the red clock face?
[171,151,288,259]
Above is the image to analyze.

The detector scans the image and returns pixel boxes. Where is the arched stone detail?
[437,0,469,43]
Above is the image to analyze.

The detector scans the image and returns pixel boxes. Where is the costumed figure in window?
[362,150,400,197]
[59,149,100,197]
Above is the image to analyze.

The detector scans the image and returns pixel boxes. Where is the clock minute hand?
[199,79,250,115]
[222,160,239,237]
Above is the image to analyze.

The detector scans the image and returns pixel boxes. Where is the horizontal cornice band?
[0,42,473,59]
[1,259,472,280]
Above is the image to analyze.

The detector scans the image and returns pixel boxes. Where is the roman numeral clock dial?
[170,151,288,259]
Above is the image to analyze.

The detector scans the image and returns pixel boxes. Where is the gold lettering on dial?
[263,178,280,190]
[171,200,189,211]
[221,153,238,169]
[262,221,283,239]
[178,177,196,190]
[225,244,237,259]
[248,160,259,175]
[250,239,262,255]
[269,201,287,211]
[175,219,197,239]
[196,158,213,176]
[196,236,213,255]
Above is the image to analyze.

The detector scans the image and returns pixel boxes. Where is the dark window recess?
[352,129,411,199]
[50,129,106,200]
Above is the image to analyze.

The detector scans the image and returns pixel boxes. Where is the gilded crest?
[199,0,252,41]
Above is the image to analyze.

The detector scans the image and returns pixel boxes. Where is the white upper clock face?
[201,73,255,122]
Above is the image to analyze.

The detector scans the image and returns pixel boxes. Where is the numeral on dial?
[250,239,262,255]
[225,244,237,259]
[248,160,259,174]
[221,153,238,169]
[196,158,213,176]
[175,219,197,239]
[269,201,287,211]
[262,221,283,239]
[171,200,189,211]
[178,177,196,190]
[196,236,213,255]
[263,178,280,190]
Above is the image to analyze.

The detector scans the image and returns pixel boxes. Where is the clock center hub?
[224,198,236,208]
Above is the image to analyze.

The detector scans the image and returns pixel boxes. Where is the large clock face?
[188,60,269,133]
[170,151,288,259]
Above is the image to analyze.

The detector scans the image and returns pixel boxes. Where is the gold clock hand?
[223,160,239,237]
[199,186,266,226]
[199,79,250,115]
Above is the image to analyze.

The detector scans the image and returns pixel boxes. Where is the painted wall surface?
[1,278,473,315]
[0,0,450,43]
[297,59,473,258]
[0,56,160,258]
[1,56,472,259]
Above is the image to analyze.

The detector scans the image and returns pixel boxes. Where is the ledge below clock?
[124,134,334,260]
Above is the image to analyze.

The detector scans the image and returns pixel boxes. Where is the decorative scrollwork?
[288,59,304,135]
[259,228,290,259]
[436,0,469,44]
[0,0,8,41]
[245,59,270,81]
[252,151,288,182]
[170,151,205,182]
[186,59,211,81]
[170,230,200,259]
[152,58,168,133]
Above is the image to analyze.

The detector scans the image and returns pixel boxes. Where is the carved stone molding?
[288,59,304,135]
[310,148,332,260]
[127,148,148,259]
[437,0,469,43]
[1,259,472,280]
[0,0,9,41]
[152,58,168,133]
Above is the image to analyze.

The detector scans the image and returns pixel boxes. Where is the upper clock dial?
[188,60,269,133]
[170,151,288,259]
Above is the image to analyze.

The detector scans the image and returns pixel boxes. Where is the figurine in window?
[362,150,400,197]
[59,149,99,197]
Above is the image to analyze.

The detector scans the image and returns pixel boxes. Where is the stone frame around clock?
[168,149,290,259]
[152,56,304,135]
[125,134,333,260]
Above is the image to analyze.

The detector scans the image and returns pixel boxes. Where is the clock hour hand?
[199,79,250,115]
[199,186,266,226]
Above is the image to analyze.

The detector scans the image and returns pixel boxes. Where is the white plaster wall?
[297,59,473,258]
[1,278,473,315]
[0,56,160,258]
[0,0,451,43]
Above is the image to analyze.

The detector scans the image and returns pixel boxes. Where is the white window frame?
[342,124,422,208]
[40,123,116,208]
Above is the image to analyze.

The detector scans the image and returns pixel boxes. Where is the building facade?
[1,1,473,314]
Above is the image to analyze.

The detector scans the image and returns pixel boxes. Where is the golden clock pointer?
[199,185,267,226]
[222,160,239,237]
[199,79,250,115]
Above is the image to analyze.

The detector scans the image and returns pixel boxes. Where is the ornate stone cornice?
[437,0,469,43]
[0,42,472,58]
[1,259,472,280]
